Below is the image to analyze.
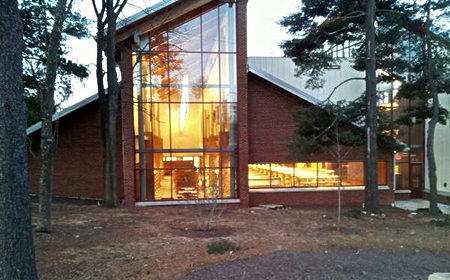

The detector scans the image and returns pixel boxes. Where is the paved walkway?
[395,199,450,214]
[176,250,450,280]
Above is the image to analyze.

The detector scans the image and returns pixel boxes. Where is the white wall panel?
[425,94,450,196]
[248,57,365,102]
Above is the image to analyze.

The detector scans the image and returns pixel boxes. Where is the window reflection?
[202,7,219,52]
[219,4,236,52]
[169,17,201,52]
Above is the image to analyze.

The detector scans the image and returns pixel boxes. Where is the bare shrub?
[189,183,226,232]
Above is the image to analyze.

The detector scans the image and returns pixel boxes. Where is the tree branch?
[325,77,366,102]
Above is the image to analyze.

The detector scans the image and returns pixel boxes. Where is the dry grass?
[32,202,450,280]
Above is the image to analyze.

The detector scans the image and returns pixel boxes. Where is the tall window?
[133,2,237,201]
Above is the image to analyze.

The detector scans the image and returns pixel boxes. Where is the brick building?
[28,0,397,207]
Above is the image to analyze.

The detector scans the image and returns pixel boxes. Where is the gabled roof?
[116,0,212,42]
[248,66,321,105]
[116,0,178,30]
[26,93,99,135]
[27,67,321,136]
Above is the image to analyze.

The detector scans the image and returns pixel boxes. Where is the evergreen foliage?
[292,98,402,160]
[20,0,90,125]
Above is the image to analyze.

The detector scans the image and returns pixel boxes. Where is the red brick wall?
[247,73,393,163]
[28,100,124,200]
[250,189,394,207]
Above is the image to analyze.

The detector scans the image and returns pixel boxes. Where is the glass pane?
[171,103,203,149]
[220,54,237,102]
[318,162,339,187]
[294,163,317,187]
[152,103,170,149]
[173,168,201,199]
[133,103,140,150]
[150,31,168,52]
[203,168,220,198]
[248,164,271,187]
[221,152,236,167]
[220,103,237,150]
[395,163,409,190]
[150,85,169,103]
[150,52,169,87]
[154,152,170,169]
[169,17,201,52]
[205,152,220,167]
[136,102,153,150]
[204,103,220,149]
[270,163,294,187]
[219,4,236,52]
[141,54,151,85]
[202,7,219,52]
[141,86,151,102]
[203,53,220,102]
[378,161,388,185]
[169,53,202,102]
[170,152,203,169]
[154,169,172,200]
[221,168,233,198]
[341,162,364,186]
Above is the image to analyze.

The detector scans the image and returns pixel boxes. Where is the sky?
[64,0,301,107]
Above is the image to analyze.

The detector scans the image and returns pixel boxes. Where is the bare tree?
[92,0,127,207]
[0,0,38,278]
[36,0,74,233]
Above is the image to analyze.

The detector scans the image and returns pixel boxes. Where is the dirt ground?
[32,201,450,280]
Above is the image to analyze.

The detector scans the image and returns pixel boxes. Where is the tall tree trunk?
[425,1,439,215]
[36,0,70,233]
[102,0,119,207]
[363,0,380,213]
[92,3,113,207]
[0,1,38,279]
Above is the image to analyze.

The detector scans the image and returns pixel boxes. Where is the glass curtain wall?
[133,2,237,201]
[249,162,388,188]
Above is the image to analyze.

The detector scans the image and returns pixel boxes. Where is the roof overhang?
[248,66,321,106]
[26,94,99,135]
[116,0,213,43]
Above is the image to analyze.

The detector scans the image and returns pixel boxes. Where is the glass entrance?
[133,2,238,201]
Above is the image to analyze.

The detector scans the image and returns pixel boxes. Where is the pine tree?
[0,1,39,279]
[20,0,90,126]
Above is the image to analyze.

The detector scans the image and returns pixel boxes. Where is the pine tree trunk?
[425,1,439,215]
[0,1,39,279]
[363,0,380,213]
[36,0,69,233]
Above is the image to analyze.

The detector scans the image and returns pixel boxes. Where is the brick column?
[120,42,136,206]
[236,0,249,207]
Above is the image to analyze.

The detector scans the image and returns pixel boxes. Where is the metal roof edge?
[26,93,100,135]
[116,0,178,31]
[248,66,321,105]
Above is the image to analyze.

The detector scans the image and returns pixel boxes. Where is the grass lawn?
[32,201,450,280]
